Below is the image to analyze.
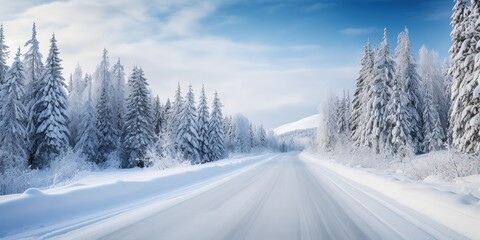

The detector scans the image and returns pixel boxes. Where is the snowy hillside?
[274,114,320,136]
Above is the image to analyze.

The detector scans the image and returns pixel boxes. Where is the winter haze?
[0,0,452,128]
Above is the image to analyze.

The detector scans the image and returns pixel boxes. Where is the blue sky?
[1,0,453,129]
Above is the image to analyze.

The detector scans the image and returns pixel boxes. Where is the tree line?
[319,0,480,157]
[318,27,453,157]
[0,23,282,175]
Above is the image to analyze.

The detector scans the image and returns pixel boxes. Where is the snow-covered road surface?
[2,152,470,239]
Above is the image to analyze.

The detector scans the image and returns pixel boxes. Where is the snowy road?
[37,152,465,240]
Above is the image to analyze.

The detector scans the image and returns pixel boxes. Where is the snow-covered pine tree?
[249,123,256,148]
[234,114,251,153]
[156,98,171,157]
[395,28,423,153]
[75,75,98,162]
[23,23,43,96]
[152,95,164,136]
[364,28,395,154]
[449,0,475,153]
[384,28,421,156]
[96,82,118,164]
[256,125,267,148]
[418,47,449,139]
[351,41,373,147]
[93,49,113,102]
[67,64,86,147]
[167,83,183,154]
[0,24,9,84]
[176,85,200,163]
[422,71,445,152]
[317,95,339,152]
[224,115,236,152]
[197,85,211,163]
[208,92,225,161]
[111,58,126,131]
[337,91,351,145]
[0,49,27,171]
[459,0,480,154]
[29,34,69,169]
[122,67,155,168]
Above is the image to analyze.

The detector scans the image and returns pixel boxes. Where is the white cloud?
[2,0,358,128]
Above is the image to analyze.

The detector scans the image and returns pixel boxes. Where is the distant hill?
[274,114,320,149]
[274,114,320,136]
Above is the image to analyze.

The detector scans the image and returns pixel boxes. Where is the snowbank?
[0,154,276,238]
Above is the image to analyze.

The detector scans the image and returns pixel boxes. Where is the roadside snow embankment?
[301,152,480,239]
[0,154,276,237]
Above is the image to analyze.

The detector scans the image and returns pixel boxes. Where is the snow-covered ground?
[273,114,319,135]
[302,152,480,239]
[1,152,479,239]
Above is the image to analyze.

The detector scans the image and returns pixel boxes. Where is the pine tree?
[177,85,200,163]
[449,0,476,153]
[75,77,98,162]
[422,75,445,152]
[122,67,155,168]
[96,83,118,164]
[167,83,183,154]
[385,28,422,156]
[197,85,211,163]
[224,115,236,152]
[249,123,255,148]
[234,114,251,153]
[29,34,69,168]
[111,58,126,131]
[0,49,27,170]
[351,41,373,147]
[364,29,395,153]
[317,95,339,151]
[152,95,164,136]
[23,23,43,96]
[0,24,9,84]
[67,64,85,147]
[337,91,351,145]
[208,92,225,160]
[459,1,480,154]
[256,125,267,148]
[419,47,449,139]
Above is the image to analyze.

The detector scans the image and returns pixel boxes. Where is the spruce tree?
[351,41,373,147]
[385,28,422,156]
[167,83,183,154]
[0,49,27,170]
[364,29,395,153]
[208,92,225,161]
[197,85,211,163]
[153,95,164,136]
[75,77,98,162]
[256,125,267,148]
[29,34,69,168]
[23,23,43,95]
[67,64,85,147]
[96,83,118,164]
[459,1,480,153]
[111,58,126,131]
[422,76,445,152]
[177,85,200,163]
[449,0,475,152]
[0,24,9,84]
[122,67,155,168]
